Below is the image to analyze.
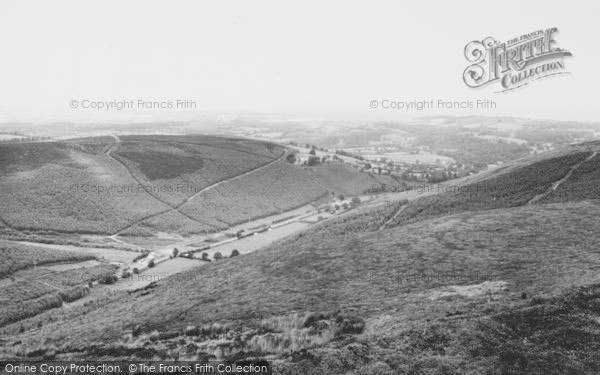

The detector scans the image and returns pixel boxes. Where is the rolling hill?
[1,141,599,374]
[0,135,398,237]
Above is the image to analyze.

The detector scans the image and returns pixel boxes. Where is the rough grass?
[0,136,282,234]
[387,151,592,228]
[3,201,599,365]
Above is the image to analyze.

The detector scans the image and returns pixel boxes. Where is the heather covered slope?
[0,135,281,234]
[3,201,600,375]
[0,135,400,236]
[2,142,600,374]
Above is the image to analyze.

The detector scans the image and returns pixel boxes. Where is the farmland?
[0,240,121,330]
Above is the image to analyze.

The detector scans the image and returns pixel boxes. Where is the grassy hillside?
[540,151,600,203]
[2,141,599,374]
[0,136,283,235]
[2,202,600,370]
[0,140,171,234]
[386,150,592,228]
[112,135,283,206]
[0,135,400,237]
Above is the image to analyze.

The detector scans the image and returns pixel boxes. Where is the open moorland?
[1,139,599,374]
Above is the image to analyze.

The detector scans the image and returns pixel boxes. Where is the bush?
[213,252,223,261]
[132,267,140,274]
[230,249,240,257]
[307,156,320,166]
[98,274,118,285]
[132,252,150,263]
[147,260,155,268]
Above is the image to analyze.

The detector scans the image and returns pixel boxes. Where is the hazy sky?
[0,0,599,123]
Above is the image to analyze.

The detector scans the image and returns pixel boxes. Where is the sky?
[0,0,599,124]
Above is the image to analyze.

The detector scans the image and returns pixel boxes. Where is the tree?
[307,156,320,166]
[213,252,223,261]
[230,249,240,257]
[201,252,210,261]
[351,197,361,205]
[148,259,155,268]
[337,194,345,201]
[172,248,179,257]
[309,149,316,156]
[132,267,140,274]
[364,162,372,169]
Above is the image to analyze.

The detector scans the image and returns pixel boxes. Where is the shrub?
[307,156,320,166]
[230,249,240,257]
[148,259,155,268]
[213,252,223,261]
[98,274,118,285]
[132,252,150,263]
[132,267,140,274]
